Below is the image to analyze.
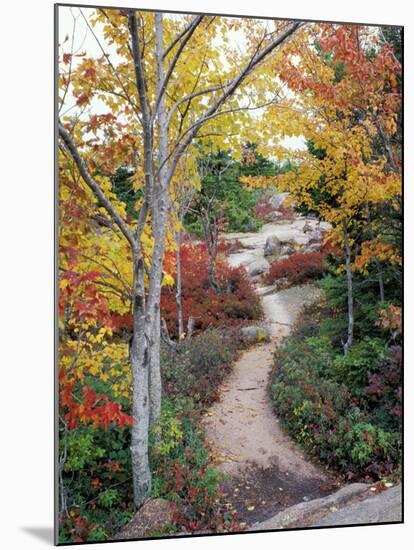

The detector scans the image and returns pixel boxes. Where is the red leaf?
[63,53,72,65]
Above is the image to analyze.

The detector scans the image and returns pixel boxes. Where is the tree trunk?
[365,204,385,303]
[130,252,152,508]
[342,221,354,354]
[175,231,184,339]
[200,212,219,291]
[146,12,171,426]
[149,306,161,427]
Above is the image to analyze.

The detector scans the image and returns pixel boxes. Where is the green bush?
[270,332,401,477]
[161,328,239,404]
[59,423,134,543]
[150,398,232,533]
[332,337,388,397]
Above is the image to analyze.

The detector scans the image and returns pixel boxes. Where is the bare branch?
[159,95,282,177]
[167,82,229,127]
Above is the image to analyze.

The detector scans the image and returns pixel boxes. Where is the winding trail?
[203,217,338,527]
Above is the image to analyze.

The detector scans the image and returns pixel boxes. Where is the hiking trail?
[202,216,339,527]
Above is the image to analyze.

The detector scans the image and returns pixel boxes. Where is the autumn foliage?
[264,251,325,285]
[161,242,262,337]
[255,198,295,221]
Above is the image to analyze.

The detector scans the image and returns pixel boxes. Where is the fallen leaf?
[247,505,255,511]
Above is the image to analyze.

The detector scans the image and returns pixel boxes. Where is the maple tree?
[58,7,302,507]
[254,23,402,353]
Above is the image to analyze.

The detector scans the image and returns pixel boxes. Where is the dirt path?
[203,220,339,527]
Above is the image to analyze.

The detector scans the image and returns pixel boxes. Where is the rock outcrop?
[264,235,282,257]
[248,258,270,276]
[116,498,175,540]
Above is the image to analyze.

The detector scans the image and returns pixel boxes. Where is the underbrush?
[161,243,262,338]
[270,306,402,479]
[150,398,239,534]
[264,251,325,286]
[59,329,241,543]
[255,197,295,221]
[162,328,239,405]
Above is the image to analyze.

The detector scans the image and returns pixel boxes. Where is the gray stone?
[264,235,282,257]
[308,230,323,245]
[303,221,313,233]
[248,258,270,276]
[116,498,175,539]
[305,243,322,253]
[239,325,271,344]
[314,485,402,526]
[280,243,296,256]
[268,192,289,209]
[251,483,370,530]
[268,211,282,220]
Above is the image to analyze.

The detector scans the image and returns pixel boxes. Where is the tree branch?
[166,82,229,128]
[162,16,201,59]
[79,9,143,125]
[166,21,302,181]
[152,15,204,122]
[128,9,153,242]
[58,122,135,248]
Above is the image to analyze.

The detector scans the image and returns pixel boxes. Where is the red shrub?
[161,243,262,337]
[255,198,295,220]
[264,251,325,285]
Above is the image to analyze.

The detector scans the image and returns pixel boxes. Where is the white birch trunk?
[175,230,185,339]
[130,252,152,507]
[342,221,354,354]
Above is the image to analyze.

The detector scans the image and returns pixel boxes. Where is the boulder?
[248,258,270,276]
[268,192,289,209]
[116,498,175,540]
[305,243,322,253]
[251,484,370,531]
[268,211,282,220]
[307,230,323,245]
[264,235,282,257]
[280,243,296,256]
[302,220,313,234]
[314,484,402,526]
[239,325,271,344]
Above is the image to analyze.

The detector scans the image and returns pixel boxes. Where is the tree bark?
[175,231,184,339]
[146,12,171,427]
[342,221,354,354]
[130,251,152,507]
[365,204,385,303]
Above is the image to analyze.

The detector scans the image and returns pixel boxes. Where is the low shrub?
[150,398,238,534]
[58,423,134,543]
[255,197,295,220]
[264,251,325,286]
[161,243,262,338]
[59,329,240,543]
[161,328,239,405]
[270,332,401,478]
